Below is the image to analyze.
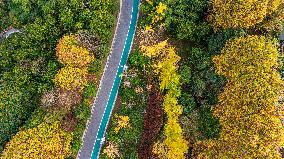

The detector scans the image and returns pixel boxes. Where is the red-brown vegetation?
[138,91,163,159]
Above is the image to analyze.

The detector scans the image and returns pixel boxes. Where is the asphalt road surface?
[77,0,140,158]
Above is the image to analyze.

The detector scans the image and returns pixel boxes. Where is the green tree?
[165,0,211,41]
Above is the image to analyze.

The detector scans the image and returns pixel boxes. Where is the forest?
[100,0,284,158]
[0,0,118,158]
[0,0,284,159]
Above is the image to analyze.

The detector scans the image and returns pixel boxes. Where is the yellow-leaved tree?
[193,35,284,158]
[259,3,284,33]
[54,66,88,91]
[209,0,284,30]
[114,115,131,134]
[142,40,188,159]
[56,35,94,67]
[1,121,72,159]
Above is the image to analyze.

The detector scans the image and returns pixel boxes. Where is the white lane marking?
[91,5,134,159]
[76,0,123,158]
[95,1,141,158]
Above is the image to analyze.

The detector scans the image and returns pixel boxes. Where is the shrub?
[22,108,46,129]
[54,66,88,91]
[188,47,211,71]
[179,92,196,115]
[70,103,91,155]
[56,89,82,110]
[179,65,191,84]
[40,89,58,108]
[114,115,131,134]
[193,35,284,158]
[102,142,120,158]
[209,0,284,30]
[41,88,82,111]
[77,31,101,57]
[197,105,220,139]
[56,35,94,67]
[1,121,72,159]
[88,0,118,41]
[83,82,97,98]
[61,112,78,132]
[140,0,167,26]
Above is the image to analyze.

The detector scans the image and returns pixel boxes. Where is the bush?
[128,49,150,70]
[54,66,88,91]
[56,35,94,67]
[208,0,284,30]
[22,108,46,129]
[179,92,196,115]
[56,89,82,110]
[77,31,101,56]
[70,106,91,156]
[188,47,211,71]
[193,35,284,158]
[40,88,82,111]
[1,121,72,159]
[89,0,118,41]
[83,82,97,98]
[179,65,191,84]
[197,105,220,139]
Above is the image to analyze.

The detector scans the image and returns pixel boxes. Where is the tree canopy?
[193,35,284,158]
[1,121,72,159]
[209,0,284,30]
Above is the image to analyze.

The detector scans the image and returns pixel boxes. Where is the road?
[0,28,20,42]
[77,0,140,158]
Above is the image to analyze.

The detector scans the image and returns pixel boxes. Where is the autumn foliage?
[54,66,88,91]
[142,41,188,159]
[193,36,284,158]
[54,34,94,91]
[259,3,284,33]
[138,91,163,158]
[1,121,72,159]
[209,0,284,30]
[114,115,131,134]
[56,35,94,67]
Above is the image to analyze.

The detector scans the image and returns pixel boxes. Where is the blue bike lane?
[90,0,140,158]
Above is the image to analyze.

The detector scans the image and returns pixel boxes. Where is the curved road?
[77,0,140,158]
[0,29,21,42]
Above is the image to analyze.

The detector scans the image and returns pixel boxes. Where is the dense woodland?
[0,0,117,158]
[0,0,284,159]
[101,0,284,158]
